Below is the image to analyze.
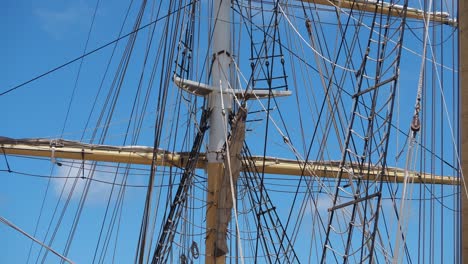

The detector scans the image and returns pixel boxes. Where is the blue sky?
[2,1,152,263]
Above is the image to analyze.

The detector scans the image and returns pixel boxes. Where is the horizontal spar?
[300,0,456,26]
[0,138,458,185]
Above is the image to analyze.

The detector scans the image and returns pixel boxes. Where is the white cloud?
[34,2,93,39]
[303,193,334,221]
[53,161,117,205]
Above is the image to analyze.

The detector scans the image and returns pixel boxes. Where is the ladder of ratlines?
[241,144,300,263]
[247,1,289,93]
[321,1,408,263]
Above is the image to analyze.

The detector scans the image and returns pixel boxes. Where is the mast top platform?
[173,75,292,99]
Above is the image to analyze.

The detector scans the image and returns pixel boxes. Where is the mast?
[461,0,467,262]
[206,0,232,263]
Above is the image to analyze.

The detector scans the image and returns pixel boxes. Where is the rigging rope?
[320,0,410,261]
[220,82,246,264]
[393,0,431,261]
[0,216,75,264]
[0,1,198,97]
[151,109,209,264]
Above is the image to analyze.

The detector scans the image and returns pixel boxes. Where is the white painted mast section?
[208,0,233,163]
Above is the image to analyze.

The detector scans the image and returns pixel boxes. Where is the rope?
[1,147,11,172]
[277,3,357,73]
[0,216,75,264]
[0,1,198,97]
[219,79,245,264]
[393,1,431,261]
[413,0,468,201]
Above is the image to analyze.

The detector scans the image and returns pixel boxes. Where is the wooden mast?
[460,0,467,262]
[206,0,232,262]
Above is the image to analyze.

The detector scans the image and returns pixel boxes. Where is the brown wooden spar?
[300,0,456,26]
[0,137,459,186]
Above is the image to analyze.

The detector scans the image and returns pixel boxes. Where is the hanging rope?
[392,1,431,261]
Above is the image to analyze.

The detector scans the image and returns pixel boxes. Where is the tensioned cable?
[232,59,348,198]
[255,1,277,259]
[286,1,369,248]
[83,3,141,261]
[25,164,55,264]
[60,0,151,260]
[37,0,168,260]
[93,0,167,261]
[278,3,357,73]
[393,1,432,261]
[234,43,380,260]
[219,80,245,264]
[320,1,408,260]
[135,1,194,261]
[278,3,347,256]
[156,9,194,257]
[60,0,102,137]
[5,169,458,204]
[30,1,100,261]
[229,71,344,257]
[35,145,94,263]
[135,1,169,261]
[235,2,458,172]
[319,0,456,73]
[137,3,192,263]
[241,144,300,262]
[0,216,75,264]
[1,148,11,172]
[283,1,457,74]
[147,1,196,261]
[0,1,199,97]
[414,0,468,201]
